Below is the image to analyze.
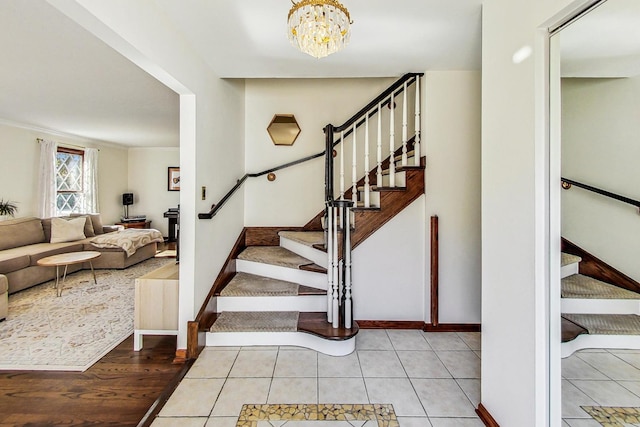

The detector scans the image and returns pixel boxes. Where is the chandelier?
[287,0,352,59]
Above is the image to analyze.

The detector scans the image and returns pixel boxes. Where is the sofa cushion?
[24,242,85,266]
[0,252,31,274]
[89,214,105,235]
[0,217,46,251]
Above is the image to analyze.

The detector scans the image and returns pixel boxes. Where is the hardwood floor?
[0,335,185,427]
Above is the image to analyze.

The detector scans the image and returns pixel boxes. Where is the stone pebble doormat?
[582,406,640,426]
[236,404,399,427]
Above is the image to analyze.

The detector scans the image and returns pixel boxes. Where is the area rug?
[236,404,398,427]
[0,258,172,371]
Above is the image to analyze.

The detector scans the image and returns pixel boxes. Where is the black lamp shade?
[122,193,134,206]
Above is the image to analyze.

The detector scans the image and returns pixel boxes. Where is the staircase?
[560,250,640,357]
[192,73,425,357]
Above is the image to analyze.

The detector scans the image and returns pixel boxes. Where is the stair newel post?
[326,201,334,323]
[351,124,357,206]
[332,199,353,329]
[344,203,353,329]
[324,124,335,204]
[376,103,383,187]
[414,76,421,166]
[339,131,345,201]
[389,94,396,187]
[402,81,408,167]
[364,114,370,208]
[332,203,340,329]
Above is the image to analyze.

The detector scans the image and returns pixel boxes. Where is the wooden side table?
[37,251,102,297]
[116,220,151,229]
[134,262,179,351]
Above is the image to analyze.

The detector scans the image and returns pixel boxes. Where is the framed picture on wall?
[168,167,180,191]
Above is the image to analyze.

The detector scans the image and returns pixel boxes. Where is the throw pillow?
[69,214,96,237]
[50,217,86,243]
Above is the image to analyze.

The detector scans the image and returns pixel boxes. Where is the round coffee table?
[37,251,102,297]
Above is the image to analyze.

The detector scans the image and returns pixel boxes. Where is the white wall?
[0,121,128,224]
[562,76,640,281]
[424,71,481,324]
[244,78,395,226]
[481,0,580,425]
[352,197,426,321]
[53,0,247,350]
[127,147,180,237]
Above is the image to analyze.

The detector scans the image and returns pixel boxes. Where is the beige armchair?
[0,274,7,321]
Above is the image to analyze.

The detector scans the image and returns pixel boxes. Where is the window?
[55,147,84,215]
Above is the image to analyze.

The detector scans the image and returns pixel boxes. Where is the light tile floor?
[152,330,483,426]
[562,348,640,426]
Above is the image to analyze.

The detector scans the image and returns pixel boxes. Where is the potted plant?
[0,199,18,221]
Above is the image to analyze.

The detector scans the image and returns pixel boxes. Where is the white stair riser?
[280,237,327,269]
[562,298,640,315]
[562,334,640,358]
[206,331,355,356]
[356,191,381,207]
[561,262,579,279]
[217,295,326,312]
[236,259,326,290]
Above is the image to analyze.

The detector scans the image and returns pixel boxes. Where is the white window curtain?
[83,148,99,213]
[37,139,58,218]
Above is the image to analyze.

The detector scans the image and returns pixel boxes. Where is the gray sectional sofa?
[0,215,158,299]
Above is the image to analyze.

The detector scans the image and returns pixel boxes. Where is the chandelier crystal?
[287,0,352,59]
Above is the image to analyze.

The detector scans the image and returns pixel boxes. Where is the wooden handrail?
[199,73,424,220]
[333,72,423,133]
[198,151,326,219]
[561,177,640,209]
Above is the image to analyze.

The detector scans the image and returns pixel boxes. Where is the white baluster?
[351,124,357,205]
[339,131,345,200]
[414,77,421,166]
[332,205,339,329]
[389,95,396,187]
[364,114,370,208]
[344,205,352,329]
[402,81,408,166]
[326,204,333,323]
[376,103,383,187]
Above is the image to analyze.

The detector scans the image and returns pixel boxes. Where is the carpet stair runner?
[561,252,640,357]
[207,232,358,356]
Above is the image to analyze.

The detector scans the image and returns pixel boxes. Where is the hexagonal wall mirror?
[267,114,301,146]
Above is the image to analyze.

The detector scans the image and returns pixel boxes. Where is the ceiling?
[0,0,637,148]
[560,0,640,77]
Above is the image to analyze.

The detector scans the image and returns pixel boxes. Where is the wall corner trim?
[476,403,500,427]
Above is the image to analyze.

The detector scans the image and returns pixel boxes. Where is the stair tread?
[221,272,320,297]
[394,150,415,162]
[356,185,407,192]
[279,231,324,248]
[211,311,299,332]
[209,311,358,340]
[562,274,640,300]
[562,313,640,336]
[238,246,316,270]
[562,253,582,267]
